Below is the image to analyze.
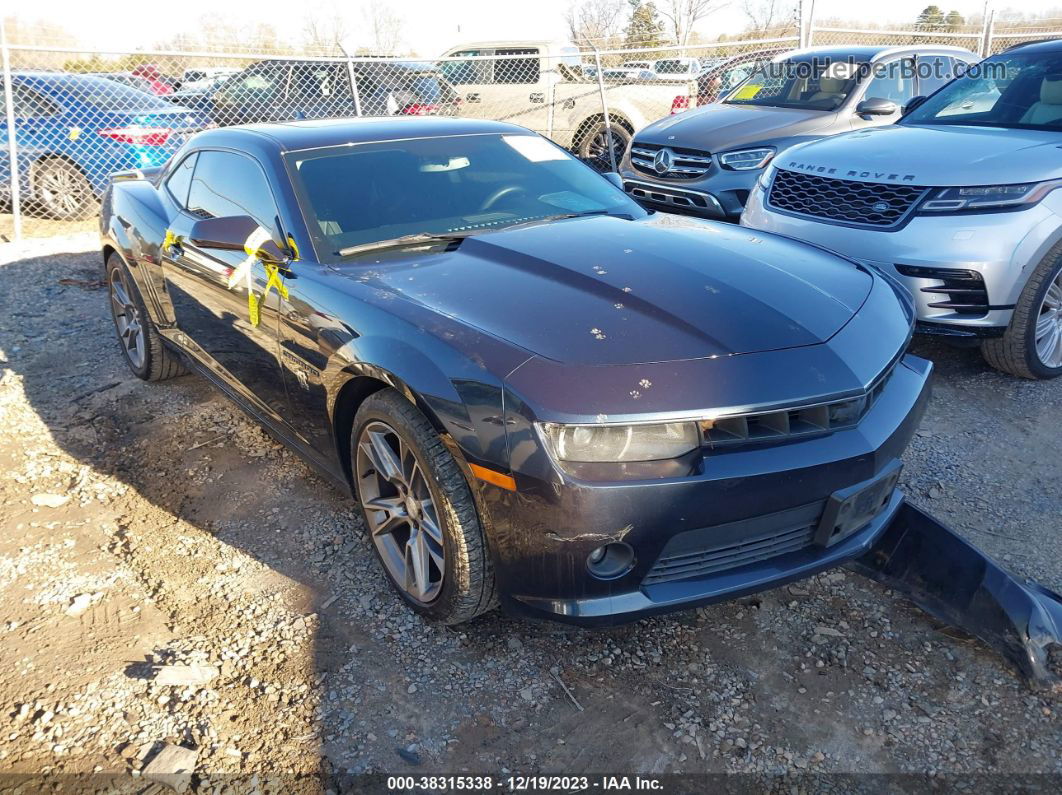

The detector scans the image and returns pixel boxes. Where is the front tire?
[352,389,497,624]
[106,253,187,382]
[981,243,1062,379]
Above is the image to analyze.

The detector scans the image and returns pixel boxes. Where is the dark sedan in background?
[100,117,931,625]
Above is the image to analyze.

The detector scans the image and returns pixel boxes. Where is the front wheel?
[352,389,497,624]
[577,120,632,173]
[981,245,1062,379]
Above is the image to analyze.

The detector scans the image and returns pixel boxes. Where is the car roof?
[189,116,535,154]
[778,44,978,62]
[1002,38,1062,54]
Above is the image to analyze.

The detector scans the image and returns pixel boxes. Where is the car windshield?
[724,57,865,111]
[901,50,1062,131]
[288,133,645,256]
[45,76,172,108]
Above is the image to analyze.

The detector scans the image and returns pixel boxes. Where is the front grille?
[630,142,712,179]
[702,363,896,449]
[643,502,821,586]
[624,181,714,211]
[895,265,990,316]
[767,169,929,228]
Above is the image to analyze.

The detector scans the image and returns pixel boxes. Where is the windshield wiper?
[337,231,479,257]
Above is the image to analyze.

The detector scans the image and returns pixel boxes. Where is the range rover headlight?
[718,147,775,171]
[919,180,1062,212]
[540,421,700,463]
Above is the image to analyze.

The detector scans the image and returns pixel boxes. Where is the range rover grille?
[767,169,930,228]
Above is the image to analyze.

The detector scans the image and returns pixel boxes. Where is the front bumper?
[742,183,1062,333]
[619,161,762,221]
[484,354,933,627]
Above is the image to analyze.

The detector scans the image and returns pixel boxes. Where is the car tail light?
[670,95,690,114]
[401,103,439,116]
[98,126,172,146]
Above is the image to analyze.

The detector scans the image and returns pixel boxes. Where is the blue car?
[1,72,210,220]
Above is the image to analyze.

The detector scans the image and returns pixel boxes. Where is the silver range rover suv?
[742,39,1062,379]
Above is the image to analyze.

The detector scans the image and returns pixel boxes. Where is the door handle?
[466,92,480,103]
[529,92,544,103]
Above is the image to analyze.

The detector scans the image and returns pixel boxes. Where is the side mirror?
[188,215,288,264]
[603,171,624,190]
[856,97,899,116]
[902,95,928,115]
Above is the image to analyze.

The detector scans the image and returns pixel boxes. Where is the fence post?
[1,19,22,242]
[545,55,555,141]
[591,47,618,173]
[981,10,996,58]
[345,55,363,117]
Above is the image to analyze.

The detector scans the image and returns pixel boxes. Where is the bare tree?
[303,3,350,55]
[742,0,797,33]
[564,0,628,48]
[659,0,722,46]
[363,0,405,55]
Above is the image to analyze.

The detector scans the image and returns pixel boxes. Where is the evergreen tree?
[625,1,667,49]
[916,5,946,30]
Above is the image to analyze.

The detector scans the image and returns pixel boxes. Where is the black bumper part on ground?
[849,502,1062,691]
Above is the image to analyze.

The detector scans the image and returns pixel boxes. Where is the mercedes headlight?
[919,180,1062,212]
[540,421,700,463]
[718,148,775,171]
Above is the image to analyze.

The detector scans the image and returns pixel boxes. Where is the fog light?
[586,542,635,580]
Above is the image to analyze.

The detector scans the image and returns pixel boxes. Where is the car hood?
[634,103,839,151]
[778,124,1062,185]
[330,214,872,367]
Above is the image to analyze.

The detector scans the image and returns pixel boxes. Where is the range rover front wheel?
[352,389,497,624]
[982,244,1062,379]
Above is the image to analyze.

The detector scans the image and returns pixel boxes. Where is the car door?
[159,149,291,421]
[851,57,916,128]
[0,82,60,201]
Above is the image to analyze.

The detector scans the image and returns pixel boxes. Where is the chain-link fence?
[2,14,1061,240]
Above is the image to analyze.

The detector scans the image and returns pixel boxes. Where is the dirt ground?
[0,237,1059,790]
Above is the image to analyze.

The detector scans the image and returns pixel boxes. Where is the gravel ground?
[0,237,1059,790]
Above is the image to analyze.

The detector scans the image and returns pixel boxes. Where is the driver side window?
[186,150,280,238]
[862,59,915,105]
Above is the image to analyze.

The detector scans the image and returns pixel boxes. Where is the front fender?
[325,334,510,469]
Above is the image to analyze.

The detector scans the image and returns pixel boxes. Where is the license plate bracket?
[814,460,902,548]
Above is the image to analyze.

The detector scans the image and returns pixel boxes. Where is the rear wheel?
[981,244,1062,379]
[32,158,96,220]
[576,119,632,173]
[352,389,496,624]
[107,253,187,382]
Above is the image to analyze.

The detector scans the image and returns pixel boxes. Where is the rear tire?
[576,119,632,173]
[32,158,97,221]
[352,389,497,624]
[981,243,1062,379]
[106,253,187,382]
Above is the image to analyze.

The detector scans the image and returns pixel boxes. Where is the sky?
[8,0,1062,58]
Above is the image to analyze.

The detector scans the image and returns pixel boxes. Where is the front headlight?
[718,147,775,171]
[919,180,1062,212]
[540,421,700,463]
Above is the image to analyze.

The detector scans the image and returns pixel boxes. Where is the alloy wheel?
[585,126,629,172]
[109,267,146,370]
[356,421,446,603]
[1034,269,1062,368]
[37,162,89,218]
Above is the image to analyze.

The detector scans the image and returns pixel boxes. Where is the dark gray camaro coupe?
[100,117,931,625]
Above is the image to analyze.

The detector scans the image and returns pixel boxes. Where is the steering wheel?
[480,185,527,211]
